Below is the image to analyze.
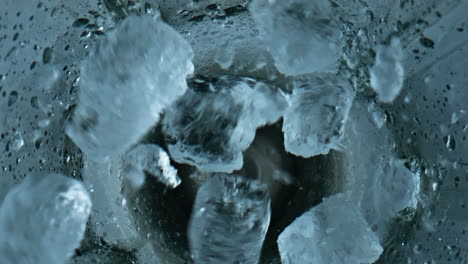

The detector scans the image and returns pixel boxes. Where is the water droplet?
[10,132,24,151]
[413,244,422,254]
[7,91,18,106]
[72,18,90,27]
[30,96,39,109]
[443,135,456,151]
[38,119,50,128]
[42,47,53,64]
[72,77,80,87]
[423,74,434,84]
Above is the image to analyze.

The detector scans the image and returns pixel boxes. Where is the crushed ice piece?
[163,75,288,173]
[368,102,387,129]
[188,174,271,264]
[370,37,404,103]
[66,15,194,162]
[343,100,420,238]
[250,0,342,75]
[124,144,181,188]
[8,132,24,152]
[282,73,355,157]
[0,173,91,264]
[277,193,383,264]
[360,157,420,232]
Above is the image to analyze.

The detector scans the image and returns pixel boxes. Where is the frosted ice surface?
[0,173,91,264]
[368,102,387,129]
[360,158,420,232]
[188,174,271,264]
[370,37,404,103]
[163,76,287,173]
[250,0,342,76]
[282,74,355,157]
[124,144,181,188]
[277,193,383,264]
[343,100,420,238]
[66,15,194,162]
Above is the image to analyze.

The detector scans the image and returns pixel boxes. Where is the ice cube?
[370,37,404,103]
[277,193,383,264]
[359,158,420,233]
[188,174,271,264]
[343,99,420,238]
[66,15,194,162]
[250,0,343,76]
[163,76,287,173]
[282,73,355,157]
[124,144,181,189]
[0,173,91,264]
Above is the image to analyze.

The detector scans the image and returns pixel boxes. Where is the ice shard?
[0,173,92,264]
[370,37,404,103]
[188,174,271,264]
[66,15,194,162]
[277,193,383,264]
[282,73,355,157]
[124,144,181,189]
[250,0,343,75]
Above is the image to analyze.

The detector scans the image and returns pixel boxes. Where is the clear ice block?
[188,174,271,264]
[0,173,92,264]
[282,73,355,157]
[66,16,194,162]
[277,193,383,264]
[250,0,343,76]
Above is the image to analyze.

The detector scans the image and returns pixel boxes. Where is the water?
[282,73,355,157]
[124,144,181,189]
[249,0,342,76]
[277,193,383,264]
[188,174,271,264]
[0,173,91,264]
[66,15,194,162]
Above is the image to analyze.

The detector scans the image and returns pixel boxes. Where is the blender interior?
[1,0,468,263]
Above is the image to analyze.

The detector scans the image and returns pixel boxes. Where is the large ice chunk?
[188,174,271,264]
[343,99,420,238]
[360,158,420,230]
[0,173,92,264]
[163,76,287,172]
[282,74,355,157]
[249,0,342,76]
[66,16,194,162]
[370,37,404,103]
[124,144,181,189]
[277,193,383,264]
